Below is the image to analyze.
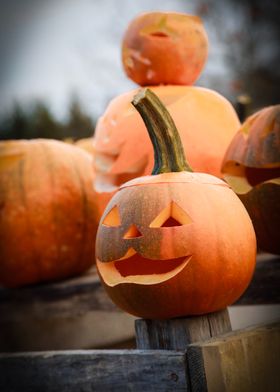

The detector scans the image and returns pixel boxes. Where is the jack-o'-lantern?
[0,139,98,287]
[122,11,208,86]
[96,89,256,319]
[222,105,280,254]
[93,85,240,217]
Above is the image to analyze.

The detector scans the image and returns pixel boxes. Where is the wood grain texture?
[207,308,232,336]
[185,345,208,392]
[0,350,189,392]
[135,309,231,350]
[187,322,280,392]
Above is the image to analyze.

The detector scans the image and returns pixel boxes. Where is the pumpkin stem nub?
[132,88,192,174]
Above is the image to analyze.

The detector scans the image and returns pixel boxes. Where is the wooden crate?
[0,315,279,391]
[0,253,279,391]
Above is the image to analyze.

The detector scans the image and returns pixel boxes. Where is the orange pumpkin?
[222,105,280,254]
[122,12,208,86]
[75,137,95,157]
[96,89,256,319]
[0,139,98,287]
[93,85,240,217]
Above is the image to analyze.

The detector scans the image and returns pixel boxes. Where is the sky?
[0,0,279,121]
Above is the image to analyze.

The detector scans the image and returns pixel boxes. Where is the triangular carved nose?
[161,216,182,227]
[123,224,143,239]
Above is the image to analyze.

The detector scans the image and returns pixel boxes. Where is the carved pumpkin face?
[122,11,208,86]
[96,173,256,318]
[93,85,240,215]
[222,105,280,254]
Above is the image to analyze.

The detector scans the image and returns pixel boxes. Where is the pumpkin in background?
[222,105,280,255]
[122,12,208,86]
[75,137,95,157]
[0,139,98,287]
[96,89,256,319]
[93,85,240,216]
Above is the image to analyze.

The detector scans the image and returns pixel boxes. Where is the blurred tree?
[67,97,95,140]
[0,103,29,140]
[0,98,96,141]
[205,0,280,112]
[30,101,63,140]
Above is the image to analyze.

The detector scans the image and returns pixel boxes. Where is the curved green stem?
[132,88,192,174]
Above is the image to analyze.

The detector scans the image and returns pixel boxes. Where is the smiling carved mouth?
[115,253,189,277]
[97,250,192,286]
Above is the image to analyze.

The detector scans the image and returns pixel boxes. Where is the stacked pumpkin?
[0,139,99,287]
[96,88,256,319]
[93,12,241,216]
[94,13,257,318]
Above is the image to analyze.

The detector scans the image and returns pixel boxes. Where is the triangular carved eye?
[149,201,192,228]
[102,205,121,227]
[123,224,143,239]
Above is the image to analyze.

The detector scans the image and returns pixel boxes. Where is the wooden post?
[187,322,280,392]
[135,308,231,350]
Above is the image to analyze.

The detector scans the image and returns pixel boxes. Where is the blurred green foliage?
[0,98,96,141]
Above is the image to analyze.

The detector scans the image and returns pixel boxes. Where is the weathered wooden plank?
[0,350,189,392]
[185,345,208,392]
[235,253,280,305]
[0,267,118,318]
[135,308,231,350]
[187,322,280,392]
[0,267,136,351]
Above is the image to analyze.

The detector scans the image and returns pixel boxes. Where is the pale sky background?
[0,0,279,121]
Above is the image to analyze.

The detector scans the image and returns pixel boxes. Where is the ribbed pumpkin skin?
[75,138,95,157]
[222,105,280,170]
[238,180,280,254]
[0,139,98,287]
[122,12,208,86]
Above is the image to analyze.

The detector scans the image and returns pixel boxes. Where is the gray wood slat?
[0,350,189,392]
